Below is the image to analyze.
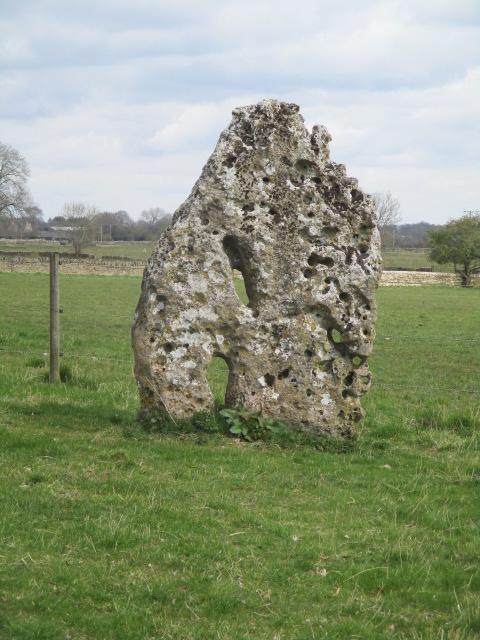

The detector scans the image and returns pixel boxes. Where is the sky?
[1,0,479,223]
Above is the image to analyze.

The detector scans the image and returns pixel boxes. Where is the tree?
[0,142,32,220]
[92,210,134,241]
[429,213,480,287]
[140,207,172,238]
[372,192,402,249]
[140,207,167,226]
[61,201,99,254]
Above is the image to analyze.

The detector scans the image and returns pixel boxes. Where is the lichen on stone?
[132,99,381,436]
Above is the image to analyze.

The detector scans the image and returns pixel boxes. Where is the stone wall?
[0,253,144,276]
[0,253,478,286]
[381,270,480,287]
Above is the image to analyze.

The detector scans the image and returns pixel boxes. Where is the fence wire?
[2,261,479,398]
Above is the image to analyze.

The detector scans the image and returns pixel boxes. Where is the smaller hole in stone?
[344,372,354,386]
[164,342,174,353]
[308,253,334,268]
[306,388,313,397]
[305,349,313,358]
[263,176,270,183]
[303,267,315,279]
[251,391,256,396]
[307,212,314,218]
[264,373,275,387]
[150,336,155,343]
[212,230,219,235]
[278,368,291,380]
[339,292,351,303]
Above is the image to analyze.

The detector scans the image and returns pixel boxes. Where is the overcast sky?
[1,0,479,223]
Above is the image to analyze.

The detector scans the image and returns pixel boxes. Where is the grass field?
[0,241,456,272]
[0,272,479,639]
[381,249,454,272]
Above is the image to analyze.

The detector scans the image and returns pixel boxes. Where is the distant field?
[0,241,456,272]
[0,241,155,259]
[382,249,454,272]
[0,272,478,639]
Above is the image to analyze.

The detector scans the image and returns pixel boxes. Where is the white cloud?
[0,0,479,222]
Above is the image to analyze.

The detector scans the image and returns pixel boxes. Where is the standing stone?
[132,100,381,436]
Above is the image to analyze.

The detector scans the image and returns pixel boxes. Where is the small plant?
[220,407,288,442]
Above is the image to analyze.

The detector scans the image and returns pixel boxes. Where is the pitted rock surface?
[132,100,381,436]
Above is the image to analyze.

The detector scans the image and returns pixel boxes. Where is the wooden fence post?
[49,252,60,382]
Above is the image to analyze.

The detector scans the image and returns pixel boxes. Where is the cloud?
[0,0,478,222]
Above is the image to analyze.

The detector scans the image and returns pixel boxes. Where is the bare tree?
[140,207,167,226]
[0,142,32,220]
[372,192,402,249]
[139,207,172,238]
[61,202,99,254]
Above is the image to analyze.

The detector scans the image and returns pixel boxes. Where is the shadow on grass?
[4,397,357,453]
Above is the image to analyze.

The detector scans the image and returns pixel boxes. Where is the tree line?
[1,140,479,285]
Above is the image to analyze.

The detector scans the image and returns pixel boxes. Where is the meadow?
[0,272,479,639]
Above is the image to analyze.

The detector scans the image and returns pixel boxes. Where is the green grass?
[0,273,479,639]
[382,249,454,272]
[0,241,155,259]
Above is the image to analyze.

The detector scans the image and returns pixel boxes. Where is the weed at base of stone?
[139,405,356,452]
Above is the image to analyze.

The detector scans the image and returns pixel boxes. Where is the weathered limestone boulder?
[132,100,381,436]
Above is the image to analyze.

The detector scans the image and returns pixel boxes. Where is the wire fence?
[1,258,479,398]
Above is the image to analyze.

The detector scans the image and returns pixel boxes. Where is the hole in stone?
[278,368,291,380]
[344,372,355,386]
[264,373,275,387]
[164,342,174,353]
[307,253,334,268]
[295,159,316,174]
[149,336,155,344]
[322,225,339,236]
[262,176,270,183]
[358,242,369,255]
[304,349,314,358]
[212,230,219,235]
[303,267,316,278]
[224,154,236,167]
[339,292,351,303]
[242,203,255,213]
[306,388,313,397]
[222,235,257,312]
[207,355,230,405]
